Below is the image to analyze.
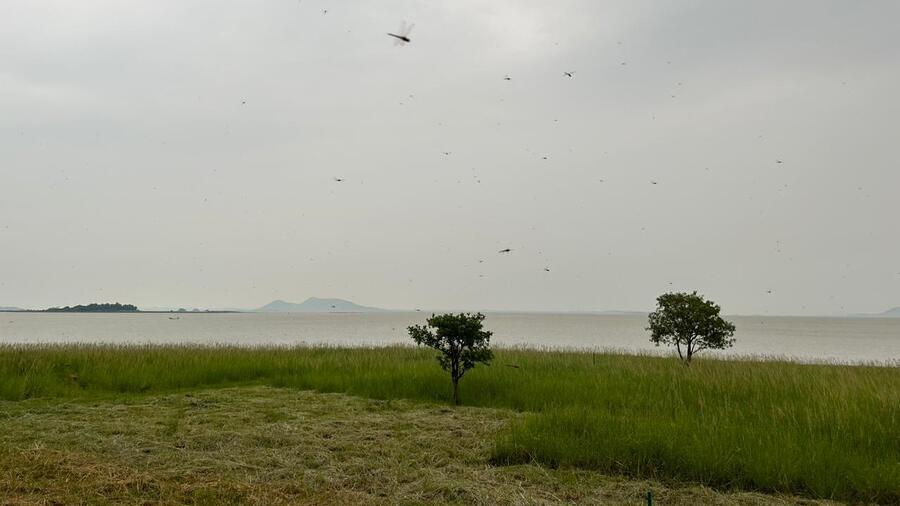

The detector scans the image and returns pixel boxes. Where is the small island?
[45,303,138,313]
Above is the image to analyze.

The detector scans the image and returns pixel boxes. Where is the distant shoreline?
[2,309,900,318]
[0,310,240,314]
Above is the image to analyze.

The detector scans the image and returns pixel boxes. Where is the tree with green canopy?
[408,312,493,405]
[647,291,736,364]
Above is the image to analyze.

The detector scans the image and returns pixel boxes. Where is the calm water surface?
[1,312,898,364]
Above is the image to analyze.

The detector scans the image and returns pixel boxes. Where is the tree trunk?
[452,376,460,405]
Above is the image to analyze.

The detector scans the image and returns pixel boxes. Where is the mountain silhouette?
[877,307,900,317]
[255,297,386,313]
[849,306,900,318]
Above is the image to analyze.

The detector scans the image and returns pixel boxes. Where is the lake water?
[1,312,898,365]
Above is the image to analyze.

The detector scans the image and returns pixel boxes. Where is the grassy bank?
[1,344,898,503]
[2,387,838,505]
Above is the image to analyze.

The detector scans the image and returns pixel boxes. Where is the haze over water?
[2,312,897,365]
[2,1,899,317]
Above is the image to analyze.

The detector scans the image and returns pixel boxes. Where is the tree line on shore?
[45,303,138,312]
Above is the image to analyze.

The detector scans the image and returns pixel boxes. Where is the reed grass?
[1,344,897,503]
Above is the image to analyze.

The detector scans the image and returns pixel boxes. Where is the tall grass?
[1,344,897,503]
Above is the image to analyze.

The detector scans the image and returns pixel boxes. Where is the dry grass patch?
[1,387,845,505]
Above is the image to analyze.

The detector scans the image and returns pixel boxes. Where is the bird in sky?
[544,267,551,272]
[503,75,511,81]
[333,177,345,182]
[498,248,512,253]
[387,21,414,45]
[776,160,784,164]
[564,71,575,77]
[650,181,658,185]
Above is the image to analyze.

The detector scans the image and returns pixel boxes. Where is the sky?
[1,0,899,315]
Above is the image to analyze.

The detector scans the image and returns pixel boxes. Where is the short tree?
[647,291,736,364]
[408,312,493,405]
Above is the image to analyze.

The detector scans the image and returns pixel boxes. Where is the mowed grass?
[1,344,898,503]
[1,386,830,505]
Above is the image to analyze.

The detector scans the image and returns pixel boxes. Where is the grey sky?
[1,0,898,315]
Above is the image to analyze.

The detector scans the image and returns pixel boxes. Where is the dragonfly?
[387,20,414,45]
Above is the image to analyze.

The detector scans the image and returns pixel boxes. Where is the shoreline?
[3,309,900,319]
[0,341,897,368]
[4,313,899,366]
[0,310,239,314]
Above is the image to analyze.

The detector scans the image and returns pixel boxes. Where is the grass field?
[1,344,898,504]
[2,386,841,505]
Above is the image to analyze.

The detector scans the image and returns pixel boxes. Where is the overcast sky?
[1,0,899,315]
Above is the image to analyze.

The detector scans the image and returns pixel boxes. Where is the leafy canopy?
[647,291,736,363]
[409,312,493,375]
[45,302,138,312]
[408,313,493,404]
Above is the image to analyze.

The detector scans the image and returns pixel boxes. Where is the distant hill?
[0,306,23,312]
[255,298,386,313]
[849,307,900,318]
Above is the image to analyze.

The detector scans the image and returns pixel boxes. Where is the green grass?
[1,344,898,503]
[1,387,830,505]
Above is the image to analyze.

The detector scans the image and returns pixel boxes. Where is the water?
[1,312,898,365]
